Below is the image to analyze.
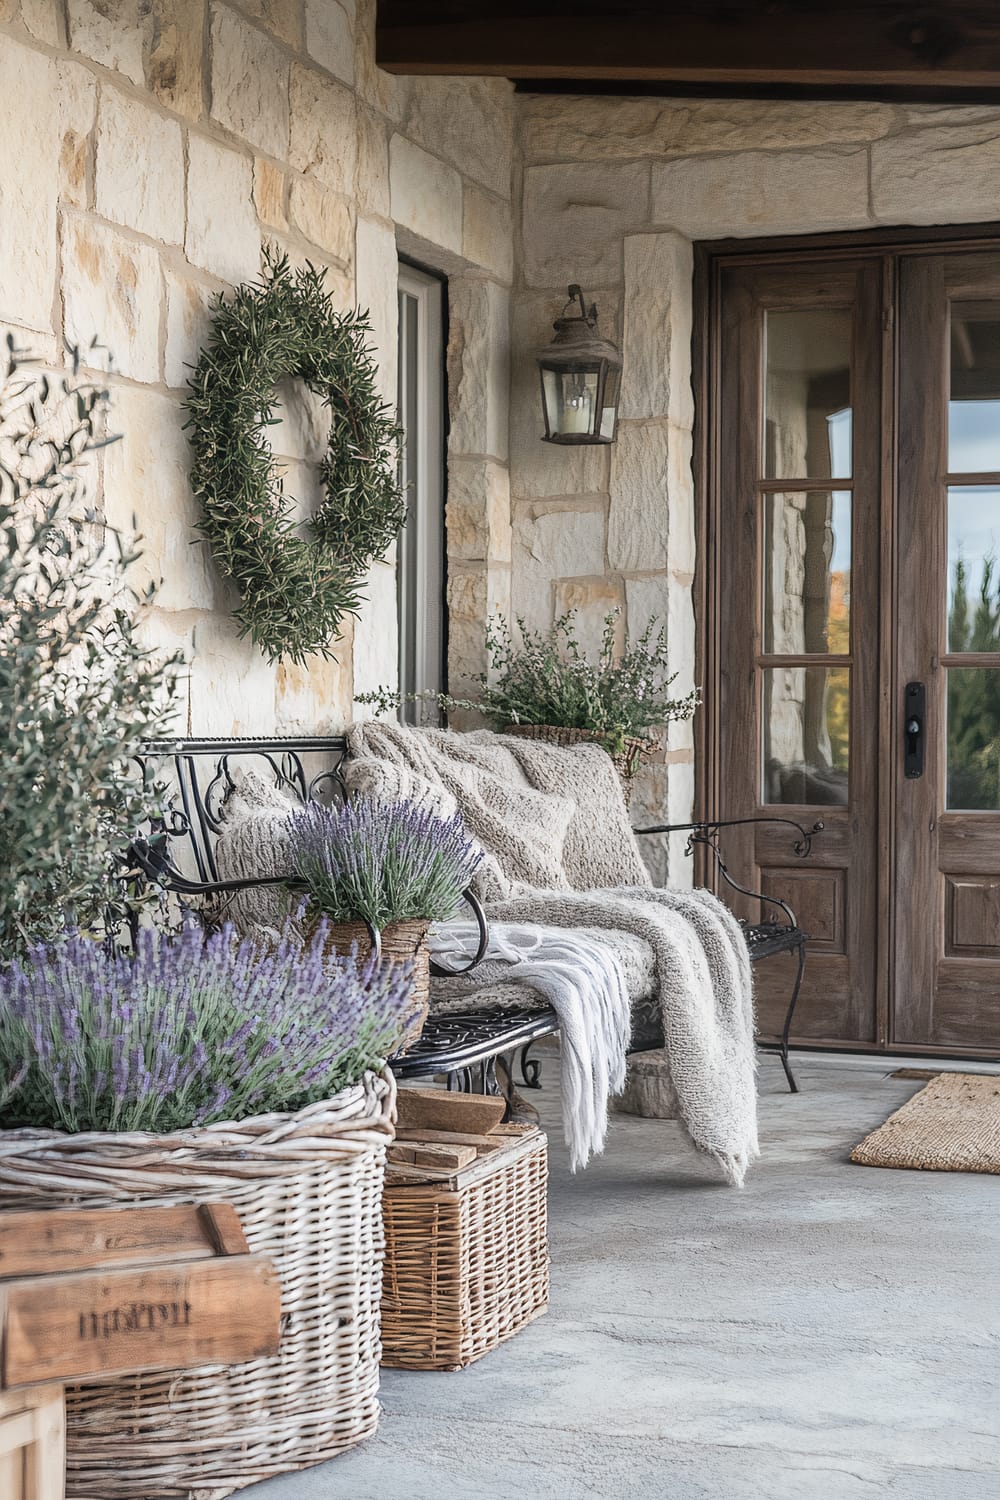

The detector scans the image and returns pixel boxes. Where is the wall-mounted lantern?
[537,284,622,445]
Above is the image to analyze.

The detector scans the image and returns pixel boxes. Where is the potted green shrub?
[0,920,411,1495]
[358,610,699,799]
[287,796,484,1051]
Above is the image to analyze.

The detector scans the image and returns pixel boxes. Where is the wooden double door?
[712,240,1000,1055]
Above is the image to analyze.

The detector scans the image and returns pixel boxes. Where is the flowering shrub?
[358,610,699,755]
[0,922,414,1134]
[290,797,482,929]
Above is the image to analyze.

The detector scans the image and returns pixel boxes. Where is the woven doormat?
[851,1072,1000,1174]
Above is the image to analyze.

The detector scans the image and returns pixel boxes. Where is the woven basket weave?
[381,1124,549,1371]
[0,1071,396,1500]
[314,918,430,1055]
[502,723,647,803]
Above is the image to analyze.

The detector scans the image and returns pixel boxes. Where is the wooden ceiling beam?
[376,3,1000,96]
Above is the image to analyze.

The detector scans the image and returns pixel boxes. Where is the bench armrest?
[632,816,824,928]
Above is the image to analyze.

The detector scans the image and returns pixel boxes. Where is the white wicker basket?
[0,1070,396,1500]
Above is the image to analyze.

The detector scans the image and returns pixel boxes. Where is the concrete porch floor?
[249,1052,1000,1500]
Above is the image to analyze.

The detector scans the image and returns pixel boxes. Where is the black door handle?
[904,681,925,779]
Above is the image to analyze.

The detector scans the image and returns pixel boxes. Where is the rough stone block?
[405,76,514,198]
[56,60,96,210]
[164,269,220,389]
[95,89,184,245]
[305,0,353,84]
[61,214,160,382]
[447,277,510,460]
[462,184,514,283]
[67,0,144,83]
[254,157,287,229]
[389,135,462,256]
[872,125,1000,225]
[289,177,354,263]
[447,457,511,563]
[552,577,623,659]
[0,39,58,333]
[103,385,217,614]
[8,0,60,42]
[522,161,649,288]
[520,94,895,163]
[354,106,390,220]
[620,233,694,427]
[353,0,409,124]
[352,559,398,705]
[211,4,289,159]
[276,624,356,732]
[143,0,205,119]
[289,64,357,196]
[186,134,261,285]
[608,422,673,574]
[231,0,301,46]
[651,148,870,240]
[355,215,398,404]
[511,502,606,635]
[188,611,279,735]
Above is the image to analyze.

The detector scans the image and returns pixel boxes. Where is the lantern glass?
[599,364,621,442]
[542,365,601,441]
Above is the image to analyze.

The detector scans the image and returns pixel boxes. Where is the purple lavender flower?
[0,920,414,1135]
[289,796,483,929]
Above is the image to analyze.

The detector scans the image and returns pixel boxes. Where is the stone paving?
[251,1051,1000,1500]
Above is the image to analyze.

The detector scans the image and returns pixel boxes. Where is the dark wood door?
[713,242,1000,1055]
[717,258,883,1046]
[895,252,1000,1051]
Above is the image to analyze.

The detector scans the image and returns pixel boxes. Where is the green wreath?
[184,251,405,664]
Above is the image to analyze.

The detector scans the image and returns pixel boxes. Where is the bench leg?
[777,942,806,1094]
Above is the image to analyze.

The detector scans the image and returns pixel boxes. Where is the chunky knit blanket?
[347,723,758,1187]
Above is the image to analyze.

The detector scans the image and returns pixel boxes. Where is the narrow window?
[396,263,446,723]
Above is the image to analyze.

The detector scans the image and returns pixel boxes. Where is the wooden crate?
[382,1090,549,1371]
[0,1385,65,1500]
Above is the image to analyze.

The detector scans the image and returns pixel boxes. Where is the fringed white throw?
[431,920,632,1171]
[348,722,759,1187]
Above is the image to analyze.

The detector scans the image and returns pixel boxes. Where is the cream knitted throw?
[348,722,758,1187]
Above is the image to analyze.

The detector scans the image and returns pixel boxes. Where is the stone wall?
[512,94,1000,880]
[0,0,514,734]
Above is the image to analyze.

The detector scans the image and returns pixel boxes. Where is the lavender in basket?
[290,797,483,929]
[0,920,414,1134]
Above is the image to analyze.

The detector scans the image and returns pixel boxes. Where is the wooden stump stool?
[614,1049,678,1119]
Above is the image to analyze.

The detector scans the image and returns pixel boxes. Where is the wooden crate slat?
[0,1204,248,1281]
[2,1256,280,1389]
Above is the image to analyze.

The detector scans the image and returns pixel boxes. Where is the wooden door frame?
[692,220,1000,1058]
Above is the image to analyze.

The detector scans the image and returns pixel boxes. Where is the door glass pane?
[764,490,851,654]
[762,665,849,805]
[947,668,1000,809]
[764,309,852,480]
[948,486,1000,652]
[949,304,1000,473]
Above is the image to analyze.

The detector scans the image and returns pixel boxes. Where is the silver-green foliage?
[0,342,180,960]
[359,610,700,755]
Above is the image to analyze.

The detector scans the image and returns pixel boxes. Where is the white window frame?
[397,262,446,722]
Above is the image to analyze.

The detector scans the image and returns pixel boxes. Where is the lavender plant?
[358,610,699,756]
[0,921,414,1134]
[290,798,483,929]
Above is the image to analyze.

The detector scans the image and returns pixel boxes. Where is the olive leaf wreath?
[184,250,405,664]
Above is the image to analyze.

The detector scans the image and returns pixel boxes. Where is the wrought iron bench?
[130,735,816,1100]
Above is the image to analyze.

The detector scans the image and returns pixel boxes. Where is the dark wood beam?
[376,2,1000,98]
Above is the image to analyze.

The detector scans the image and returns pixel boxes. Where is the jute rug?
[851,1072,1000,1174]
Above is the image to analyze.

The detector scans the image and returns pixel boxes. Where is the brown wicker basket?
[313,918,430,1055]
[381,1120,549,1372]
[0,1072,396,1500]
[502,722,647,803]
